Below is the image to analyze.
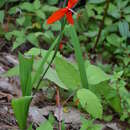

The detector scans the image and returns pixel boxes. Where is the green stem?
[33,0,67,94]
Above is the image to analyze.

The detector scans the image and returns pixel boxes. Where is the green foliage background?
[0,0,130,129]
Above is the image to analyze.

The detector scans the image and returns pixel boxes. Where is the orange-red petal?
[59,42,63,50]
[66,11,74,25]
[47,8,68,24]
[67,0,78,8]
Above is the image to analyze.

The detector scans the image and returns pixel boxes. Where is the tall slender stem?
[92,0,110,52]
[33,0,67,95]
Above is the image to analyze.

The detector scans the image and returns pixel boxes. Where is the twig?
[62,91,76,106]
[56,87,62,130]
[92,0,110,52]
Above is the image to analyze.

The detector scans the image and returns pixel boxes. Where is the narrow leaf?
[0,10,4,24]
[12,96,32,130]
[69,26,88,88]
[19,53,33,96]
[32,31,64,86]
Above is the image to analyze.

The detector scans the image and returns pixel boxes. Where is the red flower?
[59,42,63,50]
[47,0,78,25]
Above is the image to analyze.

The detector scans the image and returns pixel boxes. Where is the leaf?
[42,31,54,44]
[12,96,32,130]
[90,82,122,113]
[19,53,33,96]
[47,0,58,5]
[80,117,103,130]
[20,2,34,12]
[35,10,46,19]
[13,37,26,50]
[69,25,88,88]
[108,4,120,19]
[0,10,4,24]
[54,57,81,90]
[123,6,130,14]
[118,20,129,38]
[0,0,5,8]
[33,0,41,10]
[32,31,63,86]
[16,16,25,26]
[9,30,26,50]
[109,96,122,113]
[106,34,123,47]
[28,124,33,130]
[27,33,39,47]
[42,5,58,12]
[77,89,103,119]
[45,67,68,90]
[88,0,105,4]
[2,65,19,77]
[86,65,110,85]
[36,121,53,130]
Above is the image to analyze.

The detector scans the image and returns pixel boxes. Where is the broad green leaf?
[16,16,25,26]
[109,96,122,113]
[8,6,18,14]
[118,20,129,38]
[13,37,26,50]
[2,65,19,77]
[12,96,32,130]
[33,0,41,10]
[35,10,46,19]
[106,34,123,47]
[19,53,33,96]
[54,57,81,90]
[20,2,34,12]
[45,67,67,90]
[123,6,130,14]
[77,89,103,119]
[36,121,53,130]
[108,4,120,19]
[27,33,39,47]
[90,82,122,113]
[0,10,4,24]
[86,65,110,85]
[117,0,128,9]
[69,25,88,89]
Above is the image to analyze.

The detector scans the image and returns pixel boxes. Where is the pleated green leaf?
[19,53,33,96]
[12,96,32,130]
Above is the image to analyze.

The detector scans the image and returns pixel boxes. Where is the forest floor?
[0,43,130,130]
